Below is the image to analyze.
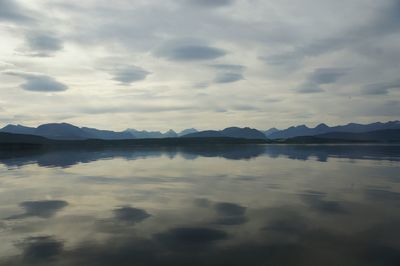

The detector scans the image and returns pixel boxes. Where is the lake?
[0,144,399,266]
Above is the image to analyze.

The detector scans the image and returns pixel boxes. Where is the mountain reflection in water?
[0,144,399,266]
[1,144,399,168]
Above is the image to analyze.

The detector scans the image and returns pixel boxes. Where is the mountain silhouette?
[164,129,178,138]
[280,129,400,144]
[267,121,400,139]
[0,123,135,140]
[0,123,94,140]
[181,130,224,138]
[1,121,399,141]
[82,127,134,140]
[1,129,399,153]
[125,128,196,139]
[125,129,164,139]
[316,129,400,142]
[35,123,94,140]
[178,128,198,136]
[1,124,36,135]
[263,127,279,137]
[182,127,267,139]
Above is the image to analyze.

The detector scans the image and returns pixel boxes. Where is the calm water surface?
[0,145,399,266]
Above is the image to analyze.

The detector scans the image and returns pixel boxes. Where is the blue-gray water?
[0,145,399,266]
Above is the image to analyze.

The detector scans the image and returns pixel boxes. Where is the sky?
[0,0,399,131]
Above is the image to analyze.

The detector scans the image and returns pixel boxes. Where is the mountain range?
[182,127,267,139]
[0,123,131,140]
[265,121,400,139]
[0,120,399,141]
[0,123,200,140]
[125,128,198,138]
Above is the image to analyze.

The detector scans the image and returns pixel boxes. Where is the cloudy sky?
[0,0,399,131]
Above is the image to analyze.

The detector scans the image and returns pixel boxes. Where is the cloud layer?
[0,0,398,130]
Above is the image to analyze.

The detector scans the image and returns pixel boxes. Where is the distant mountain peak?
[297,125,308,129]
[315,123,328,128]
[1,124,36,135]
[5,124,31,128]
[178,128,198,137]
[263,127,279,137]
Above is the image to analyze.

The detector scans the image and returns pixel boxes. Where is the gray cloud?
[6,72,68,92]
[212,64,245,83]
[262,0,400,71]
[215,72,243,83]
[0,0,32,22]
[362,80,400,95]
[297,83,324,94]
[264,40,344,69]
[20,76,68,92]
[25,32,63,56]
[211,64,245,71]
[308,68,348,85]
[260,53,299,66]
[214,107,227,113]
[156,44,226,61]
[364,0,400,36]
[231,104,259,111]
[185,0,235,8]
[297,68,347,93]
[194,82,209,89]
[111,66,150,85]
[352,100,400,117]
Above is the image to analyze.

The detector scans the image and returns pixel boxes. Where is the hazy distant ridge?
[266,121,400,139]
